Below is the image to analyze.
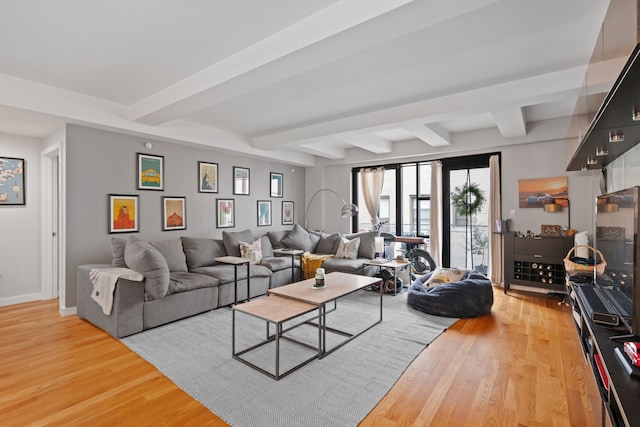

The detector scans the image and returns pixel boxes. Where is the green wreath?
[451,182,485,217]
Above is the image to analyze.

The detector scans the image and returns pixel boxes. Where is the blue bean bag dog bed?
[407,268,493,318]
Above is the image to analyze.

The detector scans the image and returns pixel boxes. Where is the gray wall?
[0,132,41,305]
[65,125,304,306]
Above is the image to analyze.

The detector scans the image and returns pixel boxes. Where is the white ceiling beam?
[403,122,451,147]
[127,0,419,126]
[252,64,599,149]
[344,135,392,153]
[297,143,346,159]
[492,106,527,138]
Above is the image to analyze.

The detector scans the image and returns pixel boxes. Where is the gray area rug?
[121,290,457,427]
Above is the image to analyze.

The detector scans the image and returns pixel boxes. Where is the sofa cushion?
[281,223,320,252]
[260,235,274,257]
[267,230,290,249]
[150,238,188,272]
[167,271,220,295]
[335,237,360,259]
[124,236,170,300]
[192,263,272,285]
[314,232,341,254]
[260,256,292,271]
[239,239,262,264]
[343,231,378,259]
[111,237,126,267]
[321,257,367,274]
[222,229,254,257]
[181,237,227,269]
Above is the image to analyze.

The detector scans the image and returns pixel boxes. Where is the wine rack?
[503,232,574,293]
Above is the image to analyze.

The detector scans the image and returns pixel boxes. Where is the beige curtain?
[489,155,503,285]
[361,167,385,227]
[430,161,442,266]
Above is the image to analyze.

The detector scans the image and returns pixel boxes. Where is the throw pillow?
[110,237,126,267]
[124,236,170,300]
[181,237,227,269]
[222,229,254,257]
[267,230,290,249]
[343,231,378,259]
[335,237,360,260]
[239,239,263,264]
[281,223,320,252]
[425,267,469,287]
[314,232,342,254]
[150,238,188,272]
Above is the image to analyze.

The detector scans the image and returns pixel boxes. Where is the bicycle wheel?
[406,248,436,280]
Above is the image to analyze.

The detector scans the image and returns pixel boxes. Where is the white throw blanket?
[89,268,144,315]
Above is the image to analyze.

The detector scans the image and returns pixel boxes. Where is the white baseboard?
[59,305,77,316]
[0,293,43,307]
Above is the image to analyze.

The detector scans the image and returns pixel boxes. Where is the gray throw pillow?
[267,230,290,249]
[260,235,274,257]
[343,231,378,259]
[181,237,227,269]
[281,224,320,252]
[124,236,170,300]
[314,232,341,254]
[222,229,254,257]
[150,238,188,272]
[111,237,126,267]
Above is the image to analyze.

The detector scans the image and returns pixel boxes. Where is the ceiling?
[0,0,623,167]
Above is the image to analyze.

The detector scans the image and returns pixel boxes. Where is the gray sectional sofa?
[77,225,381,338]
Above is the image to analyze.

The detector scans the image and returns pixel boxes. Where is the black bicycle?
[405,248,436,280]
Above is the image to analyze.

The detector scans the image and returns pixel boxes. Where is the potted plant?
[451,181,486,270]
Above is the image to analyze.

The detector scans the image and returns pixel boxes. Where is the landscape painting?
[518,176,568,208]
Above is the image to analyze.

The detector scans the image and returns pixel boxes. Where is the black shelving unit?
[504,232,574,293]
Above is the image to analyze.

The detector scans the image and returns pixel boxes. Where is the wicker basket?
[564,245,606,274]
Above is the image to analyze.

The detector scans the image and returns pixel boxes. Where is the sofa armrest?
[76,264,145,338]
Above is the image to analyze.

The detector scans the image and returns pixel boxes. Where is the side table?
[272,248,303,283]
[364,259,410,295]
[215,256,251,304]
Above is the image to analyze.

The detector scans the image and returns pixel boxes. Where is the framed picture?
[257,200,272,226]
[137,153,164,190]
[282,201,294,225]
[270,172,283,197]
[518,176,567,208]
[217,198,235,228]
[233,166,250,195]
[198,161,218,193]
[541,224,562,237]
[162,196,186,231]
[0,156,25,206]
[109,194,139,233]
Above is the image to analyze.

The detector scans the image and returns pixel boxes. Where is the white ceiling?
[0,0,622,166]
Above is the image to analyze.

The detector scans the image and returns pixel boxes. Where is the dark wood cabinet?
[503,232,574,293]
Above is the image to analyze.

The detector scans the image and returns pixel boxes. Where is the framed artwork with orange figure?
[109,194,139,233]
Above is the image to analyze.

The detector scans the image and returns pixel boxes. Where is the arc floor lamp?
[304,189,358,229]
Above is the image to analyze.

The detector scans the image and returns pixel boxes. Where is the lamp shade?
[374,236,384,254]
[340,203,359,217]
[543,203,563,212]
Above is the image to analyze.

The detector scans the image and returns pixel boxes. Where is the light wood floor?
[0,286,601,426]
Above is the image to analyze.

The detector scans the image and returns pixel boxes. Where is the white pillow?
[425,267,469,287]
[335,237,360,260]
[239,239,262,264]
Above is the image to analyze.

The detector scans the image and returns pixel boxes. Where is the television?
[594,186,640,340]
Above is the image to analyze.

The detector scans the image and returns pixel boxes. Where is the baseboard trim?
[0,293,43,307]
[59,305,77,316]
